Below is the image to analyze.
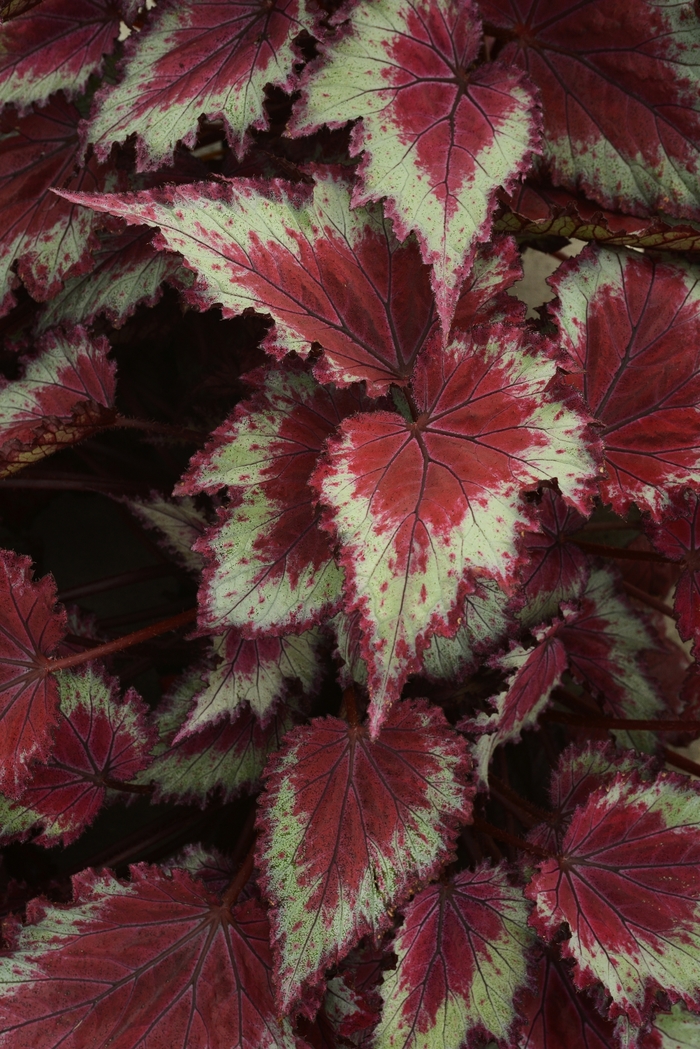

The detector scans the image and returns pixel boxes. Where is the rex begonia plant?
[0,0,700,1046]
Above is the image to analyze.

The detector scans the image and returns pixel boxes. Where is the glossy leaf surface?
[0,865,299,1048]
[256,699,473,1013]
[313,325,596,729]
[481,0,700,218]
[528,771,700,1025]
[87,0,314,169]
[0,551,66,796]
[375,863,533,1049]
[291,0,541,330]
[0,326,116,477]
[550,244,700,520]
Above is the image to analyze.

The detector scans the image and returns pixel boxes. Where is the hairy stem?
[223,843,256,911]
[621,581,674,618]
[112,415,208,443]
[664,747,700,779]
[47,608,197,672]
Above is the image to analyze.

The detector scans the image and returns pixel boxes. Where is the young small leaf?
[290,0,541,330]
[256,698,473,1013]
[0,326,116,477]
[375,863,534,1049]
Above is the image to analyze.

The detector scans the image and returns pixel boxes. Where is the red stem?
[47,608,197,672]
[569,537,674,563]
[543,711,700,732]
[111,415,207,443]
[343,685,359,726]
[57,563,179,602]
[223,843,256,911]
[663,748,700,779]
[621,581,675,619]
[471,816,552,859]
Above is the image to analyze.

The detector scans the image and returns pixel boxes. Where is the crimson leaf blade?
[375,863,534,1049]
[527,771,700,1025]
[290,0,541,331]
[646,488,700,658]
[0,865,299,1048]
[256,698,473,1014]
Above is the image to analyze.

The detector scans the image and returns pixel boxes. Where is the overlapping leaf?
[528,771,700,1025]
[646,488,700,658]
[0,0,128,112]
[0,97,104,314]
[312,325,596,730]
[180,627,322,734]
[180,364,360,635]
[36,228,194,333]
[375,863,533,1049]
[481,0,700,218]
[519,949,618,1049]
[256,698,473,1013]
[290,0,541,330]
[0,665,154,846]
[644,1003,700,1048]
[0,865,299,1049]
[0,326,116,477]
[517,488,589,628]
[124,493,206,575]
[420,579,513,685]
[87,0,314,170]
[61,172,442,395]
[0,550,66,796]
[141,667,297,806]
[550,241,700,520]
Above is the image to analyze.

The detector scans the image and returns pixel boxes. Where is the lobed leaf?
[290,0,541,330]
[181,364,357,635]
[124,493,206,575]
[519,949,618,1049]
[0,665,155,846]
[0,326,116,477]
[481,0,700,219]
[0,550,66,796]
[0,865,299,1048]
[86,0,314,170]
[0,97,104,315]
[375,863,534,1049]
[527,771,700,1025]
[256,698,473,1013]
[0,0,127,113]
[313,325,597,731]
[646,488,700,658]
[141,666,297,807]
[550,244,700,520]
[36,228,194,333]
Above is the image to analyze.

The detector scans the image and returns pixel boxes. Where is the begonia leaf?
[0,865,300,1049]
[0,665,155,846]
[317,944,385,1048]
[0,97,104,315]
[464,624,567,785]
[528,741,656,855]
[312,325,597,731]
[549,244,700,520]
[1,0,44,20]
[60,172,441,395]
[519,949,617,1049]
[375,863,534,1049]
[290,0,541,331]
[256,698,473,1013]
[646,488,700,657]
[141,666,297,806]
[421,579,513,685]
[481,0,700,218]
[0,0,126,113]
[179,626,323,734]
[86,0,314,170]
[36,228,194,333]
[0,326,116,478]
[496,181,700,255]
[645,1003,700,1048]
[450,235,526,333]
[527,770,700,1025]
[180,364,359,635]
[557,566,664,750]
[0,550,66,796]
[517,488,589,628]
[124,493,206,575]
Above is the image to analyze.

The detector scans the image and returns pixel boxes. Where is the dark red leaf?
[0,0,125,112]
[549,240,700,521]
[0,549,66,797]
[256,698,473,1013]
[481,0,700,218]
[1,0,44,20]
[646,488,700,657]
[520,948,618,1049]
[527,770,700,1024]
[0,97,104,314]
[0,865,300,1048]
[0,326,116,478]
[0,665,155,846]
